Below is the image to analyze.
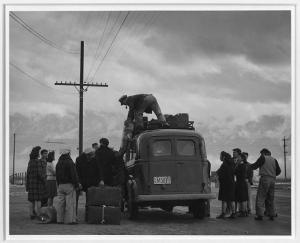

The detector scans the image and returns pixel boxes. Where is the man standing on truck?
[118,94,169,155]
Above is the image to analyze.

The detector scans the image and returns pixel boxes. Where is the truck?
[123,113,215,219]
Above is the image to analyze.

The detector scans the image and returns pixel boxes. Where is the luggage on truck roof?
[143,113,194,131]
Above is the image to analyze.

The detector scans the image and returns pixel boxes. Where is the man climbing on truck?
[118,94,169,155]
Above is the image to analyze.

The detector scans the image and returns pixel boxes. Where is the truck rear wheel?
[191,200,206,219]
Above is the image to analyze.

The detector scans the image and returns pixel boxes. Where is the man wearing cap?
[95,138,115,186]
[250,148,281,220]
[119,94,168,129]
[56,148,80,224]
[119,94,168,155]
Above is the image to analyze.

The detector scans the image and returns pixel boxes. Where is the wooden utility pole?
[12,133,16,184]
[55,41,108,155]
[283,136,287,180]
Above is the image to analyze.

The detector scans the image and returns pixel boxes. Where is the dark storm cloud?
[117,50,291,103]
[145,11,290,66]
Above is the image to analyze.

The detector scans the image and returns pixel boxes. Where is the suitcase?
[39,206,57,223]
[86,186,121,207]
[147,119,163,130]
[86,205,121,225]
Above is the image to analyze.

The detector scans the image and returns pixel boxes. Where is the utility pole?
[283,136,288,180]
[55,41,108,155]
[12,133,16,184]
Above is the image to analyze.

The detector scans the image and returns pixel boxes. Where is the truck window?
[152,140,171,156]
[176,140,195,156]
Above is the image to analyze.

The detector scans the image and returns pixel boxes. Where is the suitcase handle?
[101,205,106,224]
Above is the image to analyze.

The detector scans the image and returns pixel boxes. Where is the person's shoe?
[57,222,64,224]
[269,216,274,221]
[216,213,225,219]
[227,213,235,219]
[254,216,263,221]
[68,222,78,225]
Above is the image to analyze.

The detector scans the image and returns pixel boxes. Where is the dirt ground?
[8,184,291,235]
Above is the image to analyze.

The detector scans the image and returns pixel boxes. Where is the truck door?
[175,138,203,193]
[148,138,178,193]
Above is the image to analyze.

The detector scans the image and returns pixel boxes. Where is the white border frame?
[1,1,298,242]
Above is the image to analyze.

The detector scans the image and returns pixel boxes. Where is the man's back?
[95,146,115,185]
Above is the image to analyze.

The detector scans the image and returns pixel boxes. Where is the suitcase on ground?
[86,205,121,225]
[86,186,121,207]
[40,206,57,223]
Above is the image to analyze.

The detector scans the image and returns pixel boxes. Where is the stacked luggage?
[86,186,122,225]
[165,113,194,129]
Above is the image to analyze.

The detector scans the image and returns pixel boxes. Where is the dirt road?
[8,185,291,235]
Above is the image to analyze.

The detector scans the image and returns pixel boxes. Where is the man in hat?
[95,138,115,186]
[56,148,80,224]
[119,94,168,155]
[250,148,281,220]
[119,94,168,130]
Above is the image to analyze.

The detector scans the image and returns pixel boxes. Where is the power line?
[89,11,130,83]
[87,12,122,82]
[10,62,75,95]
[85,12,112,82]
[10,12,79,55]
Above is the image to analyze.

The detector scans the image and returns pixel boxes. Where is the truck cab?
[124,114,215,219]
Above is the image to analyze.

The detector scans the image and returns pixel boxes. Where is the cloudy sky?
[9,10,291,178]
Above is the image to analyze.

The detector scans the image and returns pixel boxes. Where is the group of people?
[216,148,281,221]
[25,138,127,224]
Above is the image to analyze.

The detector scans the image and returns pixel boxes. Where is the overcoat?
[26,158,47,202]
[217,158,235,202]
[235,162,249,202]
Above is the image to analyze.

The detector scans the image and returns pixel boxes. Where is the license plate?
[153,176,171,185]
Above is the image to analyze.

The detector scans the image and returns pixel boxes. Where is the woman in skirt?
[216,151,236,219]
[46,151,57,207]
[234,153,249,217]
[26,146,47,220]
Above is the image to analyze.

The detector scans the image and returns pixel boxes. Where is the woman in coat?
[26,146,47,220]
[46,151,57,207]
[234,153,249,217]
[216,151,236,219]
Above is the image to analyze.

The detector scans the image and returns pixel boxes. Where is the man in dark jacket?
[95,138,115,186]
[251,148,281,221]
[119,94,169,155]
[56,149,79,224]
[119,94,167,129]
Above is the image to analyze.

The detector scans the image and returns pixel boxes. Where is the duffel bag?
[39,206,57,224]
